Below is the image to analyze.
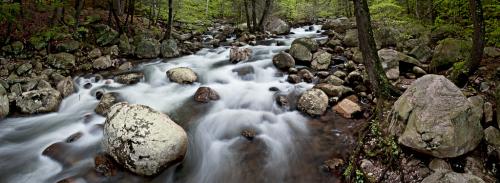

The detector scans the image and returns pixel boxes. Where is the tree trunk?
[251,0,257,33]
[74,0,85,29]
[352,0,399,102]
[258,0,273,32]
[467,0,485,76]
[244,0,252,32]
[165,0,174,40]
[206,0,209,18]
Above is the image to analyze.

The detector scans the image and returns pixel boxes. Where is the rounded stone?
[167,67,198,84]
[297,88,329,116]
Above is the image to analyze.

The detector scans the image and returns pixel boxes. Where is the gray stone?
[289,44,312,61]
[46,53,76,70]
[297,88,329,116]
[167,67,197,84]
[428,159,451,171]
[161,39,180,58]
[431,38,471,70]
[114,72,144,85]
[16,89,62,114]
[292,38,318,52]
[89,48,102,59]
[392,75,483,158]
[343,29,358,47]
[55,40,80,53]
[311,50,332,70]
[16,63,32,75]
[135,38,161,59]
[422,170,485,183]
[95,92,122,116]
[265,17,290,35]
[412,66,427,76]
[272,52,295,70]
[314,83,353,98]
[322,75,344,86]
[484,47,500,58]
[103,103,188,176]
[56,77,75,97]
[484,102,493,124]
[93,55,114,70]
[0,85,9,119]
[484,126,500,157]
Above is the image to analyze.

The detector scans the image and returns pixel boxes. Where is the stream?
[0,26,359,183]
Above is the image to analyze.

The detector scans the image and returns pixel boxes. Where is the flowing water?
[0,26,357,183]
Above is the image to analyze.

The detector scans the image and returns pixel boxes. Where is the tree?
[466,0,485,76]
[352,0,399,107]
[165,0,173,39]
[74,0,85,29]
[258,0,273,31]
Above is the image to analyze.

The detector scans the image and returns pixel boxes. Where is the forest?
[0,0,499,183]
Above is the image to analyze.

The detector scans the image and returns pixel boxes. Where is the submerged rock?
[297,88,329,116]
[16,88,62,114]
[193,87,220,103]
[103,103,188,176]
[391,74,483,158]
[229,47,252,63]
[167,67,197,84]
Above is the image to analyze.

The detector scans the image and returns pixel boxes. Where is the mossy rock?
[135,38,160,59]
[430,38,471,71]
[46,53,76,70]
[55,40,80,53]
[94,24,119,46]
[29,36,48,50]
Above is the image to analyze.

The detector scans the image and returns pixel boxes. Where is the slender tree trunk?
[206,0,209,18]
[258,0,273,32]
[74,0,85,30]
[251,0,257,33]
[352,0,399,102]
[165,0,174,39]
[415,0,419,18]
[244,0,252,32]
[466,0,485,75]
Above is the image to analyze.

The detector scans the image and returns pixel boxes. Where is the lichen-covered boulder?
[16,89,62,114]
[311,50,332,70]
[56,77,75,97]
[103,103,188,176]
[47,53,76,70]
[161,39,180,58]
[135,38,161,59]
[289,44,312,62]
[391,74,483,158]
[272,52,295,70]
[167,67,197,84]
[297,88,329,116]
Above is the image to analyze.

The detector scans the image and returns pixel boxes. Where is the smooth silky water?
[0,26,349,183]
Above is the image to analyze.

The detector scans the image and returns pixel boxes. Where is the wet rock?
[298,69,314,83]
[95,92,122,116]
[287,74,301,83]
[16,63,32,75]
[65,132,83,143]
[193,87,220,103]
[430,38,471,70]
[16,88,62,114]
[42,142,71,165]
[118,62,133,71]
[93,55,114,70]
[410,45,432,63]
[167,67,198,84]
[241,129,257,140]
[135,38,161,59]
[421,170,485,183]
[94,153,118,177]
[103,103,188,176]
[55,40,80,53]
[346,71,363,85]
[314,83,353,98]
[289,38,316,62]
[343,29,358,47]
[322,158,344,174]
[429,159,452,171]
[57,77,75,97]
[47,53,76,70]
[297,88,329,116]
[316,71,330,78]
[311,50,332,70]
[391,75,483,158]
[272,52,295,70]
[276,95,289,108]
[333,70,347,79]
[0,85,8,119]
[114,72,144,85]
[83,83,92,89]
[265,17,290,35]
[161,39,180,58]
[229,47,252,63]
[333,99,361,118]
[292,38,319,52]
[89,48,102,59]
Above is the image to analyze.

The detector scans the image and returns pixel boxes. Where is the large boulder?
[0,85,8,119]
[321,17,353,34]
[343,29,358,47]
[391,75,483,158]
[265,17,290,35]
[311,50,332,70]
[297,88,329,116]
[421,170,485,183]
[47,53,76,70]
[56,77,75,97]
[135,38,161,59]
[93,55,114,70]
[292,38,318,52]
[103,103,188,176]
[167,67,197,84]
[430,38,471,70]
[272,52,295,70]
[378,48,423,80]
[16,89,62,114]
[161,39,180,58]
[289,44,312,62]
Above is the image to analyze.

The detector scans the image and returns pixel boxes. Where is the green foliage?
[0,2,20,23]
[369,0,404,20]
